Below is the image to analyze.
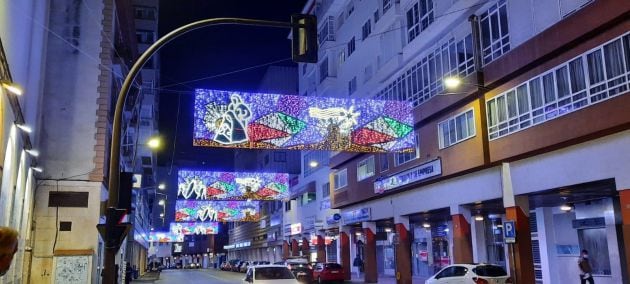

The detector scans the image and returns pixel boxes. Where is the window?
[395,135,418,165]
[347,2,355,18]
[380,154,389,172]
[285,200,292,212]
[374,10,380,23]
[406,0,434,43]
[333,169,348,190]
[319,57,329,83]
[338,50,346,66]
[318,16,335,45]
[347,37,356,56]
[486,33,630,140]
[134,6,156,20]
[348,77,357,96]
[438,109,475,148]
[479,0,510,64]
[357,156,375,181]
[362,20,372,40]
[383,0,392,14]
[301,191,316,206]
[337,12,345,30]
[373,35,474,107]
[274,152,287,162]
[578,228,611,275]
[136,30,155,44]
[560,0,593,18]
[321,182,330,198]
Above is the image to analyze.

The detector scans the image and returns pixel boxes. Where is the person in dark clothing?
[352,255,363,278]
[125,263,133,284]
[578,250,594,284]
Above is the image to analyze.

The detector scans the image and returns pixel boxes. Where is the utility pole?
[99,16,317,284]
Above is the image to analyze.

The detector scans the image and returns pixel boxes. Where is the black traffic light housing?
[291,14,318,63]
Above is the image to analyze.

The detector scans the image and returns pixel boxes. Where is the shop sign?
[572,217,605,229]
[504,221,516,244]
[320,199,331,210]
[374,159,441,194]
[326,214,340,225]
[290,223,302,235]
[223,241,252,250]
[342,208,371,225]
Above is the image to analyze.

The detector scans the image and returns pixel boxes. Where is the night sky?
[156,0,307,168]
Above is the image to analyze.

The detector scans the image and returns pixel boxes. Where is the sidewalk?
[348,273,427,283]
[130,271,160,283]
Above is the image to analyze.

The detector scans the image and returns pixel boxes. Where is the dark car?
[280,258,313,283]
[313,263,344,283]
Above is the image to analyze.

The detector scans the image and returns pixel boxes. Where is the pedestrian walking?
[352,255,363,278]
[0,227,18,277]
[578,249,594,284]
[125,262,133,284]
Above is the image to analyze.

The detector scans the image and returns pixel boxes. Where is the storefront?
[409,211,452,279]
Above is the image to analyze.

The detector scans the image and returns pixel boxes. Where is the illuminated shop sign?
[148,231,184,243]
[169,222,219,235]
[223,241,252,250]
[290,223,302,235]
[326,213,341,225]
[178,169,289,200]
[193,89,416,152]
[342,208,371,225]
[175,200,260,222]
[374,159,441,194]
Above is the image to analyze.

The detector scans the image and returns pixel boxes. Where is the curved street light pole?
[103,18,292,284]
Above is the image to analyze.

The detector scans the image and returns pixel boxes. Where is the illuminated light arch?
[177,169,289,201]
[194,89,416,152]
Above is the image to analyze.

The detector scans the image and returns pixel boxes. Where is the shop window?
[357,156,375,181]
[578,228,611,275]
[479,0,510,64]
[438,108,475,149]
[333,169,347,190]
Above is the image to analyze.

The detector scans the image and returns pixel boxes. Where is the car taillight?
[505,277,513,283]
[472,277,489,284]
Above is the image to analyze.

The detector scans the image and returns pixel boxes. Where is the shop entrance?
[409,208,451,278]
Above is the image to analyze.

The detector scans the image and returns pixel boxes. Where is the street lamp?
[1,81,24,95]
[158,199,165,206]
[147,136,161,150]
[158,183,166,190]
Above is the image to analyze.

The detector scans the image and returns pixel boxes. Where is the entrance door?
[383,245,395,276]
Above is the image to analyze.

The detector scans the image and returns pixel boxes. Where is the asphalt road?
[153,269,246,284]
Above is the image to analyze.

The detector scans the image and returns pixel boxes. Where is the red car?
[312,263,344,283]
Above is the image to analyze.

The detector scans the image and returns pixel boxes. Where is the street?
[151,269,246,284]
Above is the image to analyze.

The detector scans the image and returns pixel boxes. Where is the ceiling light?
[384,228,392,233]
[475,215,484,221]
[25,149,39,157]
[355,232,362,236]
[147,136,161,149]
[309,160,319,168]
[1,82,24,95]
[16,124,32,133]
[31,166,43,173]
[422,223,431,228]
[560,204,573,211]
[158,183,166,190]
[158,199,165,206]
[159,213,164,218]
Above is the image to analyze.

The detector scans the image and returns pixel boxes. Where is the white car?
[425,264,512,284]
[244,265,300,284]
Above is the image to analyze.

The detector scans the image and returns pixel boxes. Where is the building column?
[302,237,310,257]
[340,227,351,281]
[394,216,412,284]
[291,239,300,257]
[317,235,326,263]
[451,205,473,263]
[282,240,290,259]
[503,162,534,284]
[362,222,378,283]
[620,189,630,282]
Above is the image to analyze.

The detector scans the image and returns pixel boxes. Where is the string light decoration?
[177,169,289,200]
[147,231,184,243]
[175,200,260,222]
[193,89,416,152]
[170,222,219,235]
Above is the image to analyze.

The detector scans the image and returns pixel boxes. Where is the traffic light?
[291,14,318,63]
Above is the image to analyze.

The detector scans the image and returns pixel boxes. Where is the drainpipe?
[469,15,490,164]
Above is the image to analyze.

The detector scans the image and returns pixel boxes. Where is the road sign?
[504,221,516,243]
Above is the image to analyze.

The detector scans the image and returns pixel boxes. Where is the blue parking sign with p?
[504,221,516,243]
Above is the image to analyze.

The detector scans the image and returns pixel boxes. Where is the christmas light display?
[194,89,416,152]
[147,231,184,243]
[175,200,260,222]
[177,169,289,200]
[170,222,219,235]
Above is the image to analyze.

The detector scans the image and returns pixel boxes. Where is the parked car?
[232,261,244,272]
[278,258,313,283]
[425,264,512,284]
[244,265,299,284]
[312,263,344,283]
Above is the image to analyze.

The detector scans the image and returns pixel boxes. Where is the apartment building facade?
[300,0,630,283]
